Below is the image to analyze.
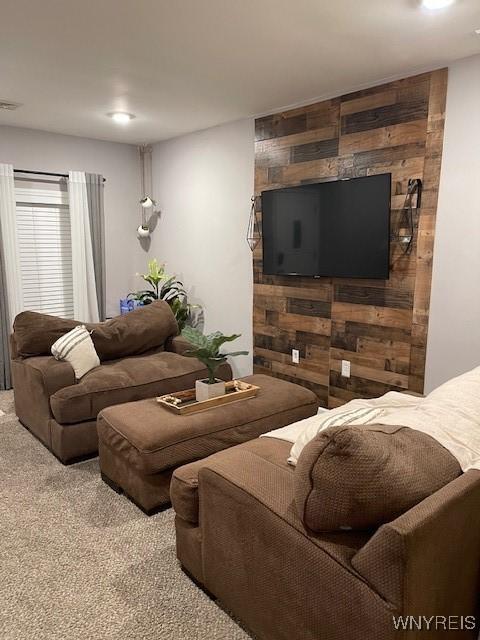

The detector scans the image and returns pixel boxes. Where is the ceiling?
[1,0,479,145]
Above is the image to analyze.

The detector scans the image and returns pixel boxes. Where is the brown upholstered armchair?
[11,302,232,463]
[171,436,480,640]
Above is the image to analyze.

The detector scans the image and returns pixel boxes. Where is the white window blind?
[15,185,74,319]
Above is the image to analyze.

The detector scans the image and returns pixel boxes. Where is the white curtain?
[0,163,23,326]
[68,171,99,323]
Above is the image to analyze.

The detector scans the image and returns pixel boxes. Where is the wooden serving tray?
[156,380,259,415]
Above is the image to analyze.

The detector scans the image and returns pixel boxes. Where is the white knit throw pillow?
[51,325,100,379]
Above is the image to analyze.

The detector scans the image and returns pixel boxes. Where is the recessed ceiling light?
[475,28,480,34]
[108,112,135,124]
[421,0,455,10]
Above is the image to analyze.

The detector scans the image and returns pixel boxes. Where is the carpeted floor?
[0,390,251,640]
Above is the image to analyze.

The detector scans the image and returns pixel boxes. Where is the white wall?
[151,119,255,377]
[0,125,144,317]
[425,54,480,392]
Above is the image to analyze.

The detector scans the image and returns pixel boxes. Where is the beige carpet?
[0,391,251,640]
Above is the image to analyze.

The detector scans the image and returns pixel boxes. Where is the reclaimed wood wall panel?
[253,69,447,407]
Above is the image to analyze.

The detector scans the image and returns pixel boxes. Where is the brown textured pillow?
[13,301,178,361]
[294,424,461,532]
[89,301,178,361]
[13,312,80,357]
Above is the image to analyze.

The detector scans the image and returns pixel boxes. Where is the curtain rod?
[14,169,106,182]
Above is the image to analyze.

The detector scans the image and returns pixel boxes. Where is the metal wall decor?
[247,195,260,251]
[392,178,422,255]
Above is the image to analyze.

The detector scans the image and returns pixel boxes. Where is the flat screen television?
[261,173,391,279]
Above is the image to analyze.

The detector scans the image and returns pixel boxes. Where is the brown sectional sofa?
[11,301,232,463]
[171,435,480,640]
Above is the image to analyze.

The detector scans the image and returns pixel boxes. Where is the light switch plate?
[341,359,351,378]
[292,349,300,364]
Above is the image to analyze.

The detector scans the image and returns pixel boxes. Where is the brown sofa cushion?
[97,374,318,475]
[50,351,230,424]
[13,301,178,360]
[91,302,178,361]
[295,423,462,532]
[172,437,296,525]
[13,312,79,357]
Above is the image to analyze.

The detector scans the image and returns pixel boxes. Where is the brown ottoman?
[97,374,318,514]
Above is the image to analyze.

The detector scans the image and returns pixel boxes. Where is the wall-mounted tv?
[261,173,391,279]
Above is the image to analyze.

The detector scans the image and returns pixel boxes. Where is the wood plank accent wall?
[253,69,448,408]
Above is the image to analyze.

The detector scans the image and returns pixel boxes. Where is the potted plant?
[129,259,198,331]
[181,326,248,402]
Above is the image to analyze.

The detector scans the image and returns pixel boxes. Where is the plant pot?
[195,378,226,402]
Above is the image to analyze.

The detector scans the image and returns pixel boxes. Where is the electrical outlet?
[341,359,351,378]
[292,349,300,364]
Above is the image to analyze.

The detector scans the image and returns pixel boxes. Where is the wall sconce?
[390,178,422,255]
[140,196,156,209]
[137,146,156,239]
[247,195,261,251]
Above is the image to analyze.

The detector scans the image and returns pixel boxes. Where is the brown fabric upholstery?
[170,458,204,524]
[90,301,178,361]
[12,301,178,360]
[98,374,318,512]
[49,418,98,463]
[11,354,98,461]
[97,374,318,475]
[16,355,75,397]
[9,334,19,359]
[13,312,79,358]
[50,351,230,424]
[98,439,174,512]
[172,437,307,526]
[191,443,391,640]
[12,356,75,448]
[165,334,193,356]
[172,436,480,640]
[11,305,231,462]
[174,516,204,583]
[352,470,480,613]
[295,423,462,531]
[197,439,370,566]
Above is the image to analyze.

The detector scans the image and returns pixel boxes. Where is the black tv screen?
[261,173,391,279]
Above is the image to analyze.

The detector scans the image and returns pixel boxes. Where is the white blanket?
[261,391,419,465]
[261,366,480,472]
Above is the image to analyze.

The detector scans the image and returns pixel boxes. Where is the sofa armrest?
[11,355,76,443]
[352,470,480,618]
[165,335,192,356]
[172,457,215,525]
[10,334,19,359]
[13,356,76,397]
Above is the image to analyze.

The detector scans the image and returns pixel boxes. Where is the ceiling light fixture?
[108,111,135,124]
[475,28,480,34]
[137,196,156,238]
[137,146,157,240]
[421,0,455,10]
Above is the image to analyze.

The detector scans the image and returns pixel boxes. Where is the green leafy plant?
[140,258,166,298]
[181,327,248,384]
[129,258,198,331]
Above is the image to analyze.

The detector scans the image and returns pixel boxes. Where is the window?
[15,182,74,318]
